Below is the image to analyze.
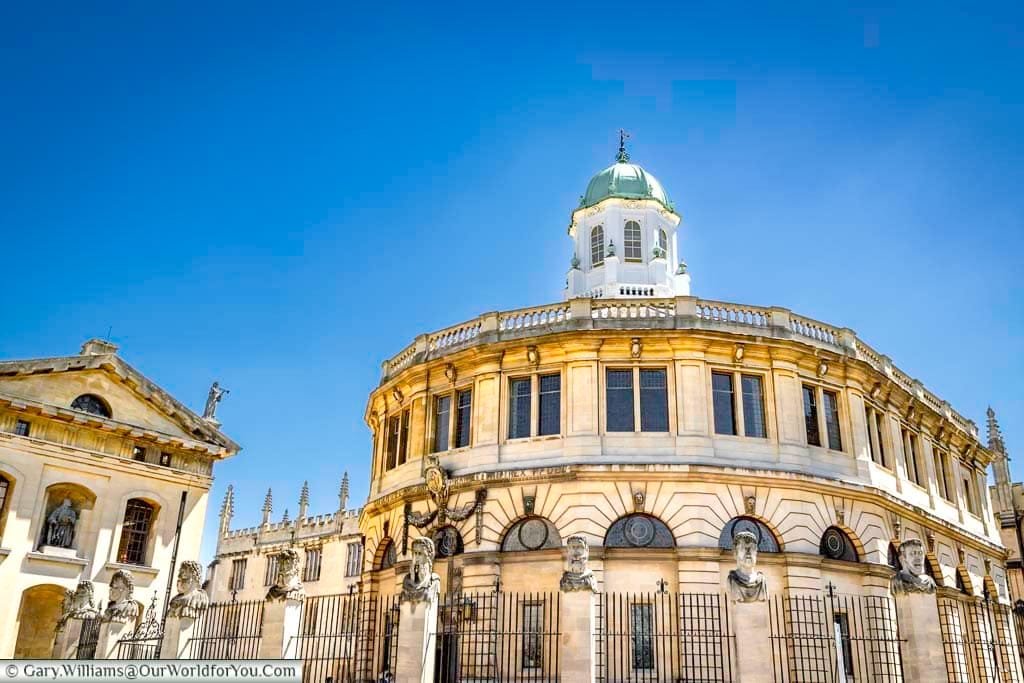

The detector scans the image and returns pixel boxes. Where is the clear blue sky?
[2,3,1021,562]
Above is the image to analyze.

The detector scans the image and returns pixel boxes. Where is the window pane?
[658,229,667,251]
[386,415,400,469]
[434,396,451,452]
[802,385,821,446]
[712,372,736,436]
[874,411,887,466]
[624,221,642,260]
[455,389,472,448]
[509,378,532,439]
[538,374,561,436]
[741,375,766,438]
[606,369,635,432]
[14,420,30,437]
[639,369,668,432]
[591,226,604,267]
[823,391,842,450]
[522,603,543,669]
[117,499,154,565]
[264,554,279,586]
[631,603,654,670]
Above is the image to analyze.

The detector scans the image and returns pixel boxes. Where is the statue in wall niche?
[46,498,78,548]
[266,548,305,601]
[203,381,229,421]
[560,535,597,592]
[891,539,936,595]
[167,561,209,618]
[728,530,767,603]
[103,569,139,624]
[402,537,440,604]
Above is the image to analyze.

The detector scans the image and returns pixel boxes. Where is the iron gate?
[938,596,1023,683]
[293,592,400,683]
[595,592,735,683]
[435,591,560,683]
[185,599,264,659]
[76,617,101,659]
[113,597,164,660]
[768,592,904,682]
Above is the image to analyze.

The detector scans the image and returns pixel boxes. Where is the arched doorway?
[14,584,66,658]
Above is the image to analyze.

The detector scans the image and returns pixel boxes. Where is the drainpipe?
[162,490,188,618]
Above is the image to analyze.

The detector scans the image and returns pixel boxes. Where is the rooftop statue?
[203,381,229,421]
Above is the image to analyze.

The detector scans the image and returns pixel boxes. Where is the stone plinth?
[732,599,772,683]
[895,592,947,683]
[52,620,85,659]
[159,615,198,659]
[395,596,439,683]
[558,590,595,683]
[96,620,133,660]
[259,597,302,659]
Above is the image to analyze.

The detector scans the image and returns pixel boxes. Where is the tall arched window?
[819,526,858,562]
[71,394,111,418]
[117,499,155,565]
[657,229,667,256]
[591,226,605,267]
[623,221,642,260]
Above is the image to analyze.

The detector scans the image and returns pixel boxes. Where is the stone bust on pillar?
[167,561,209,618]
[891,539,937,595]
[266,548,305,601]
[728,530,767,602]
[103,570,140,623]
[402,537,440,603]
[58,581,99,628]
[560,535,597,592]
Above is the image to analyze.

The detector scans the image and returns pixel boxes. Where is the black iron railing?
[939,596,1023,683]
[185,599,264,659]
[293,593,400,683]
[76,617,101,660]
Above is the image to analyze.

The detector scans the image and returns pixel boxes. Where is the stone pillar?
[895,593,947,682]
[95,620,134,660]
[52,620,85,659]
[732,600,773,683]
[394,595,439,683]
[159,615,199,659]
[558,590,596,683]
[259,598,303,659]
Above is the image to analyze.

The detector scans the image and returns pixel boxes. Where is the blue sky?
[1,3,1022,562]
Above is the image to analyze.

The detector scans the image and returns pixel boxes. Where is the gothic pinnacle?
[339,471,350,511]
[987,406,1006,454]
[261,487,273,525]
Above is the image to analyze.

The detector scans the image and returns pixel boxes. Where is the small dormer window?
[70,394,111,418]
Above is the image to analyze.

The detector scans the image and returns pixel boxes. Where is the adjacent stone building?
[207,475,363,603]
[0,339,238,658]
[988,407,1024,602]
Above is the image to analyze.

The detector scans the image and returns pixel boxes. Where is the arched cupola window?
[819,526,859,562]
[501,517,562,552]
[719,517,781,553]
[71,394,111,418]
[591,226,605,268]
[623,221,642,261]
[657,229,667,256]
[606,513,674,549]
[117,499,155,565]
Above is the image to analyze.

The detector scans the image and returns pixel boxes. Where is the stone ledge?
[0,547,10,563]
[26,550,88,568]
[103,561,159,582]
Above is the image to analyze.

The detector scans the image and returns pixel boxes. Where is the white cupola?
[565,134,690,299]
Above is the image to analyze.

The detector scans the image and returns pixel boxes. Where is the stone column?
[52,620,86,659]
[394,594,439,683]
[732,600,773,683]
[95,620,134,660]
[895,592,947,682]
[259,598,303,659]
[558,590,596,683]
[159,614,200,659]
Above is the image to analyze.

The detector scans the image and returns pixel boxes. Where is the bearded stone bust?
[728,531,767,603]
[891,539,936,595]
[56,581,98,631]
[402,537,439,603]
[167,561,209,618]
[103,570,140,623]
[266,548,305,601]
[560,535,597,592]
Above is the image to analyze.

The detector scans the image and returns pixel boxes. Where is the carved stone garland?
[404,455,486,553]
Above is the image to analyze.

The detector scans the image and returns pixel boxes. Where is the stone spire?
[988,406,1007,455]
[987,407,1015,526]
[297,481,310,520]
[339,471,350,512]
[282,508,290,524]
[261,488,273,526]
[218,485,234,535]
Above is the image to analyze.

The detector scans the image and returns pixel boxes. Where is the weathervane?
[617,128,631,163]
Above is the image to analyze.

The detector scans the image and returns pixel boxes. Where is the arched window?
[591,226,605,267]
[117,499,155,565]
[819,526,858,562]
[71,394,111,418]
[606,513,674,548]
[376,539,397,570]
[0,474,10,540]
[657,229,667,254]
[501,517,562,552]
[719,517,781,552]
[432,526,464,558]
[623,221,642,260]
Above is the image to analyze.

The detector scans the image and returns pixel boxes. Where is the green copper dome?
[580,160,675,213]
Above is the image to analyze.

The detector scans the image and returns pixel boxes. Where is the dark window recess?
[455,389,472,448]
[117,499,154,565]
[509,378,532,439]
[230,558,246,590]
[712,372,736,436]
[14,420,30,437]
[639,369,669,432]
[606,369,635,432]
[385,415,400,470]
[631,603,654,670]
[159,452,172,467]
[538,374,561,436]
[522,602,544,669]
[0,478,9,524]
[398,409,410,466]
[823,390,842,450]
[264,554,279,585]
[71,394,111,418]
[132,446,147,462]
[303,548,322,582]
[803,386,821,447]
[433,396,451,452]
[833,613,854,676]
[741,374,766,438]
